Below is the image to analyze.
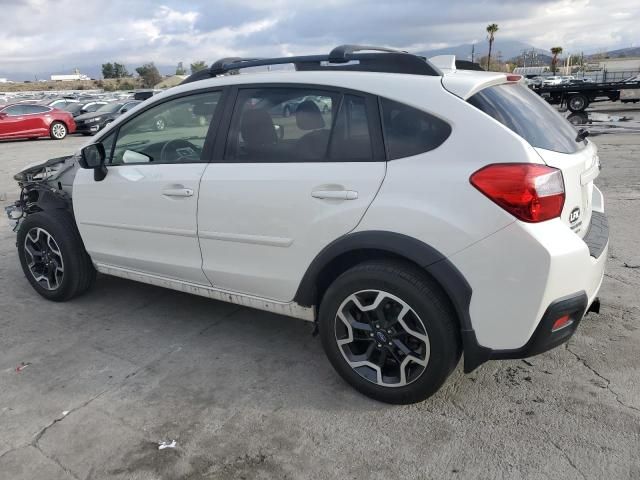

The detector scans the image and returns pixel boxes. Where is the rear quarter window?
[468,83,583,154]
[380,98,451,160]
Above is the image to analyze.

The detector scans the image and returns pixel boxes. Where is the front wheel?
[17,211,96,301]
[319,260,461,404]
[49,121,68,140]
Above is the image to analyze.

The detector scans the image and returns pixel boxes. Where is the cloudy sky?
[0,0,638,78]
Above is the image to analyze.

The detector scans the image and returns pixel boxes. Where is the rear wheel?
[568,94,589,112]
[17,211,96,301]
[319,260,461,404]
[49,121,67,140]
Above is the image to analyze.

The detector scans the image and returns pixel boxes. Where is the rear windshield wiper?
[575,128,589,143]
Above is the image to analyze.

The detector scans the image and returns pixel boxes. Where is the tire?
[17,210,96,302]
[49,121,68,140]
[283,106,291,117]
[319,260,461,404]
[567,94,589,113]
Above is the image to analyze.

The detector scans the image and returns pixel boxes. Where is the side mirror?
[0,112,7,120]
[79,143,108,181]
[121,108,128,113]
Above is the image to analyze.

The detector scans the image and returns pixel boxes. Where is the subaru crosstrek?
[6,46,608,404]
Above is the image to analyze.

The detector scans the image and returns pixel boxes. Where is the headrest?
[240,108,276,146]
[296,100,325,130]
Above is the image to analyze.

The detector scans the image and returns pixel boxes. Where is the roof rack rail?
[327,44,407,63]
[180,44,441,85]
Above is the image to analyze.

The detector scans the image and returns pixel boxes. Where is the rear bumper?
[452,186,608,372]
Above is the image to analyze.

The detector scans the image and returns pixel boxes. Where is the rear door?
[197,85,386,301]
[467,83,596,237]
[21,105,52,136]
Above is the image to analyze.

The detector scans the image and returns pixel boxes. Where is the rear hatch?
[465,82,598,237]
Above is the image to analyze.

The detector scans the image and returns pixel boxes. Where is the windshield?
[468,83,584,154]
[97,103,122,113]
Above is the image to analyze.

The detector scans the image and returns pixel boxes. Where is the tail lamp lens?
[470,163,565,222]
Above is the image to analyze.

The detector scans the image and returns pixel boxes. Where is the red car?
[0,104,76,140]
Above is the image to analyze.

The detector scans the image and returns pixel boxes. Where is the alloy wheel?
[23,227,64,290]
[51,123,67,139]
[335,290,430,387]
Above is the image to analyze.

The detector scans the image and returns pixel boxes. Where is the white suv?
[6,46,608,404]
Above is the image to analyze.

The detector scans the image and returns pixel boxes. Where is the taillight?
[470,163,565,222]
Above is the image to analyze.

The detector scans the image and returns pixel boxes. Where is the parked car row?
[527,75,595,87]
[0,92,143,140]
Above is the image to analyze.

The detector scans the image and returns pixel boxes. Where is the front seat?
[240,108,277,160]
[295,100,329,160]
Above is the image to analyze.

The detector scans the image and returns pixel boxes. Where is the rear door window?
[380,98,451,160]
[22,105,49,114]
[468,83,583,154]
[224,87,340,162]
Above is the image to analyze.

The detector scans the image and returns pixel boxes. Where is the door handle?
[162,187,194,197]
[311,190,358,200]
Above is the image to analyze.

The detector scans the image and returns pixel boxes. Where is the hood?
[75,110,111,121]
[14,155,74,181]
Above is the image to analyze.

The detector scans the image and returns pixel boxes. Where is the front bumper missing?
[4,203,23,231]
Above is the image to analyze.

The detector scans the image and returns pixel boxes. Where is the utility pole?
[471,44,475,63]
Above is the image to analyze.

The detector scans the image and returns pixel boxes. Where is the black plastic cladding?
[180,44,441,85]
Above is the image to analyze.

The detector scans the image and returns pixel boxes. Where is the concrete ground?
[0,106,639,479]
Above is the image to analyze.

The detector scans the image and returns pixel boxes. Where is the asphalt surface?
[0,109,639,479]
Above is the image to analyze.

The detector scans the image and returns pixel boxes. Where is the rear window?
[468,83,583,154]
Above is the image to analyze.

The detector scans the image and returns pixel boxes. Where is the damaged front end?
[5,154,80,232]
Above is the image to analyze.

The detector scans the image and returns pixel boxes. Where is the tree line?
[101,60,210,87]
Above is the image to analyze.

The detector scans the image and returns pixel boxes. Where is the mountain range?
[2,43,638,82]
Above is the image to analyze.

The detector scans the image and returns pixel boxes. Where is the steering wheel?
[160,139,200,163]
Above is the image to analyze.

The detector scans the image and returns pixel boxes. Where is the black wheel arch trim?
[294,230,484,371]
[294,231,594,373]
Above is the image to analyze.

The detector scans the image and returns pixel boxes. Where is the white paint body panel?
[198,162,385,301]
[74,164,210,284]
[448,186,606,349]
[69,68,607,352]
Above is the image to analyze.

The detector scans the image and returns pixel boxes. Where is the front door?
[74,90,223,284]
[198,86,386,301]
[0,105,28,138]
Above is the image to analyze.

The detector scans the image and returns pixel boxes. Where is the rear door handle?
[162,187,194,197]
[311,190,358,200]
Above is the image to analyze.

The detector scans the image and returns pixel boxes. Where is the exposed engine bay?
[5,154,80,232]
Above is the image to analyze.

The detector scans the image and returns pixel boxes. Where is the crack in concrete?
[565,344,640,415]
[548,437,587,480]
[32,444,81,480]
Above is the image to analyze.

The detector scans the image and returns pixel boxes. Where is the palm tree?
[486,23,499,70]
[550,46,563,74]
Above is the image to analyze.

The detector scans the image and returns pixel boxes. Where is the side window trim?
[104,86,229,165]
[211,82,386,164]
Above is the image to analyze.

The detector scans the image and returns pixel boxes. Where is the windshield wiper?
[575,128,589,143]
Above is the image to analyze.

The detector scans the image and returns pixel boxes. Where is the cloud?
[0,0,638,78]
